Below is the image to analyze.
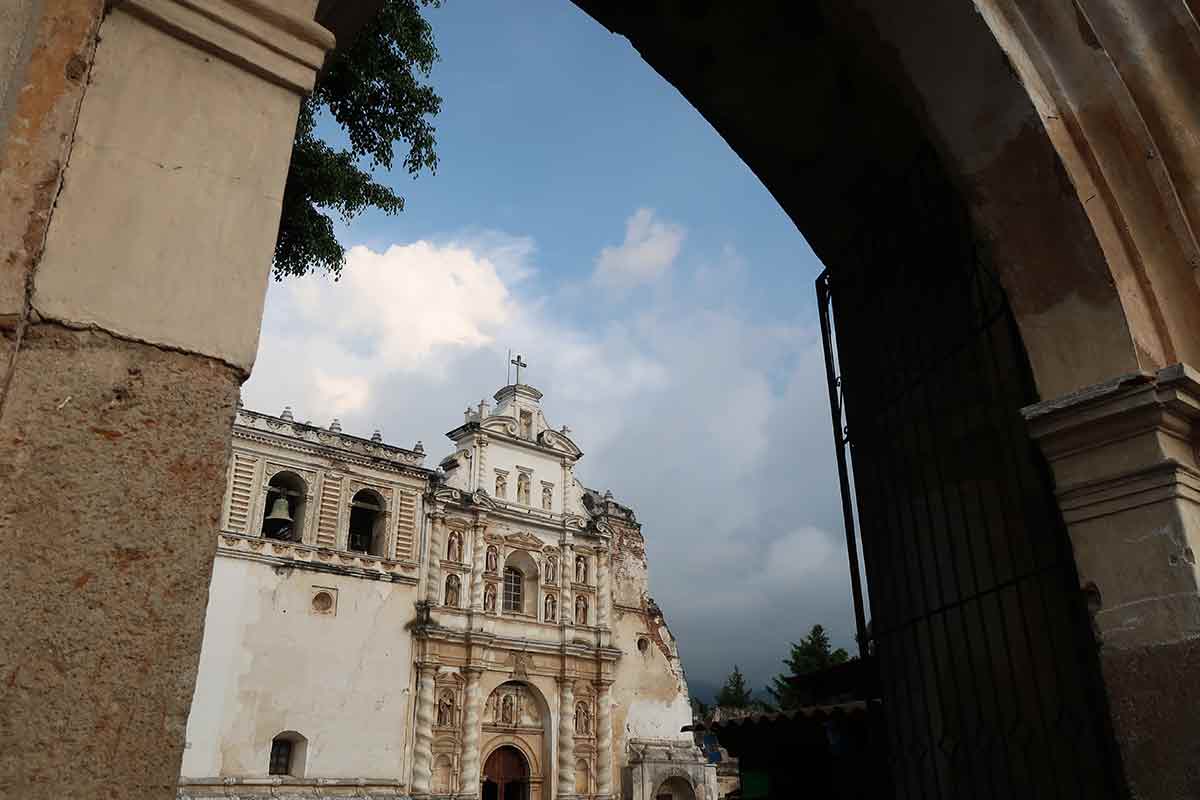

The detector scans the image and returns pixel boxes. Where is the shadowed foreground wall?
[0,325,239,796]
[0,1,344,797]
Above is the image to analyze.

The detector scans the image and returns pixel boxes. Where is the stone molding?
[177,777,406,798]
[216,531,419,584]
[238,409,428,470]
[122,0,335,94]
[1024,365,1200,519]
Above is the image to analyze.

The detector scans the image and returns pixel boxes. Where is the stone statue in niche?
[437,691,455,727]
[486,545,498,573]
[575,701,590,735]
[576,555,587,584]
[544,593,556,622]
[575,594,588,625]
[501,694,515,725]
[495,472,507,499]
[447,531,462,563]
[546,556,557,584]
[542,484,553,510]
[484,583,497,613]
[445,574,460,608]
[517,473,531,505]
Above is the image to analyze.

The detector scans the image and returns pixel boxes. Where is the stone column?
[561,541,575,631]
[596,549,611,630]
[469,520,486,612]
[557,677,577,799]
[0,2,342,798]
[1024,364,1200,798]
[411,663,437,796]
[426,510,445,605]
[595,680,614,799]
[458,667,484,798]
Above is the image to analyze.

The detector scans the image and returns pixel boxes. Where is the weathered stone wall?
[0,3,337,798]
[0,324,240,798]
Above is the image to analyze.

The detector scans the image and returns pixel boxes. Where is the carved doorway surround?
[483,745,529,800]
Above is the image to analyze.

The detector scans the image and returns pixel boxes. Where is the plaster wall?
[182,555,419,779]
[31,6,316,371]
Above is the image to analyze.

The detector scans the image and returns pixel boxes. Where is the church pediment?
[537,428,582,458]
[504,532,545,551]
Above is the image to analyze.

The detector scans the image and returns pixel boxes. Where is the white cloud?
[592,208,685,290]
[243,216,854,694]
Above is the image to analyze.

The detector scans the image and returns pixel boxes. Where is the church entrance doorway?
[483,745,529,800]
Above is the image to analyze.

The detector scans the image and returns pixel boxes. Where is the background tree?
[715,665,754,709]
[274,0,442,279]
[768,624,850,710]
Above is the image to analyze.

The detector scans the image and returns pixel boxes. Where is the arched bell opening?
[262,472,306,541]
[347,488,386,556]
[482,744,529,800]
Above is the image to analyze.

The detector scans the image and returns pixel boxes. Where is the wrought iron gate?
[816,152,1124,799]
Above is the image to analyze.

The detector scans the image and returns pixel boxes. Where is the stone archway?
[570,2,1200,797]
[654,776,696,800]
[476,680,552,800]
[483,745,529,800]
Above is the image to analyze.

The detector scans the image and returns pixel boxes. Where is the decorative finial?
[371,429,382,443]
[280,405,293,421]
[478,398,488,419]
[329,418,342,433]
[604,489,614,499]
[414,440,425,453]
[237,394,244,409]
[560,425,571,435]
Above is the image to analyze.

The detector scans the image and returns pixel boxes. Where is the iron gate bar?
[817,269,868,660]
[815,146,1125,800]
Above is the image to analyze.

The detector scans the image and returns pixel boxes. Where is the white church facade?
[179,381,716,800]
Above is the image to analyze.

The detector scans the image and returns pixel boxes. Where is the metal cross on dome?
[510,353,528,384]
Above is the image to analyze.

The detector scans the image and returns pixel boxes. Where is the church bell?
[266,496,293,522]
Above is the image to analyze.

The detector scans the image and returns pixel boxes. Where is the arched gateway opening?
[483,745,529,800]
[654,775,697,800]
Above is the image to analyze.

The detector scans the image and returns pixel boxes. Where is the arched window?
[503,567,523,613]
[445,574,461,608]
[517,473,531,505]
[347,489,385,555]
[262,472,306,541]
[269,731,307,777]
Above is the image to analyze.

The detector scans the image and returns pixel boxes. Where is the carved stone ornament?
[511,651,532,680]
[505,531,544,550]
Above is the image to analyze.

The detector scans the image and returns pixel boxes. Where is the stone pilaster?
[411,663,437,796]
[469,520,486,612]
[426,511,445,605]
[557,677,576,799]
[596,548,611,630]
[560,541,575,631]
[1024,364,1200,797]
[595,680,614,799]
[458,666,484,798]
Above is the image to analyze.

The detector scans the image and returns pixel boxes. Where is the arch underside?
[571,0,1200,401]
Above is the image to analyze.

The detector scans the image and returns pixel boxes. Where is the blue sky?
[244,0,848,699]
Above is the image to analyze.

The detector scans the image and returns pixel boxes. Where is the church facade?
[179,382,715,800]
